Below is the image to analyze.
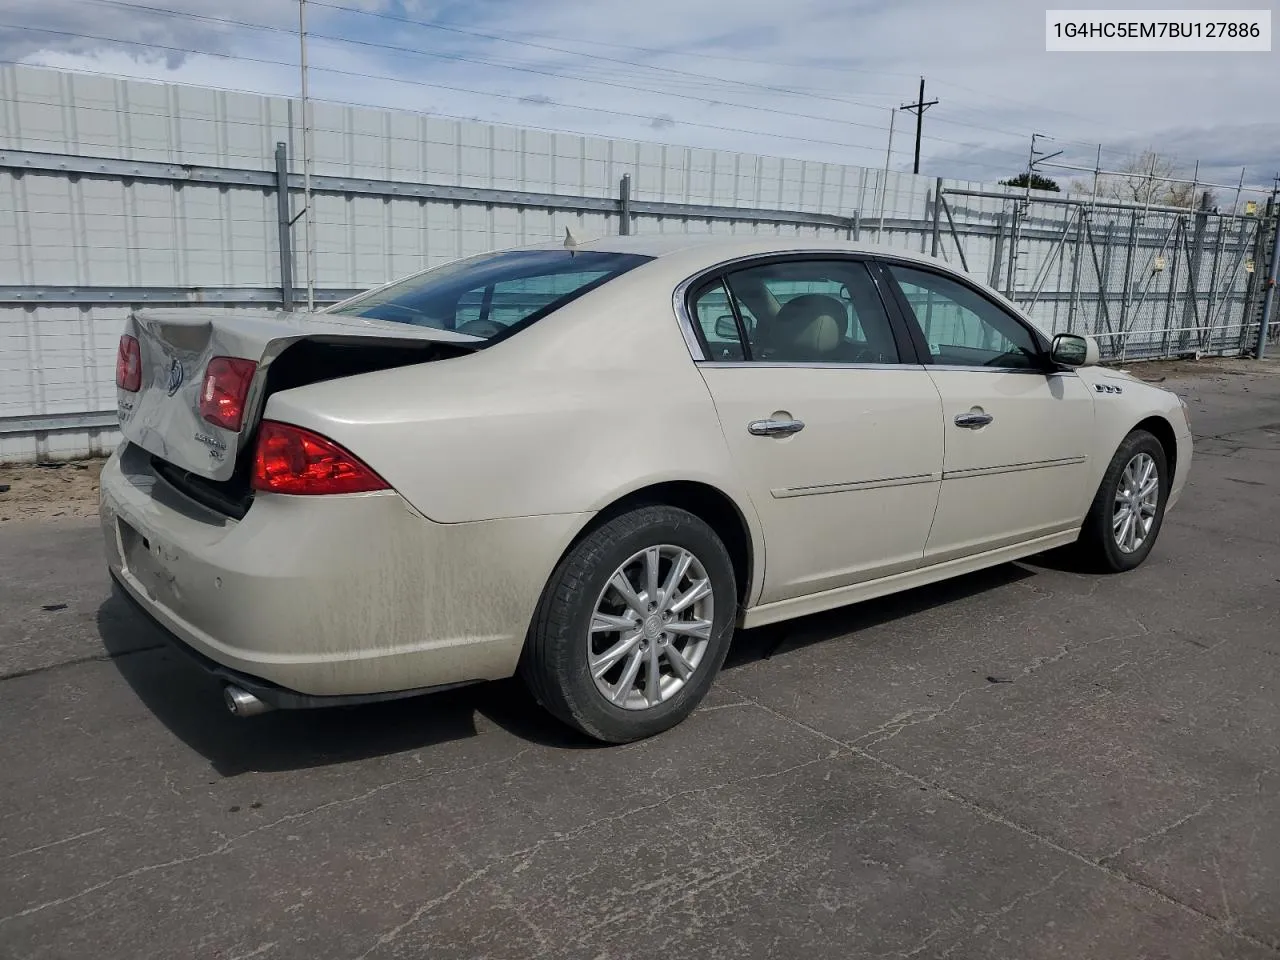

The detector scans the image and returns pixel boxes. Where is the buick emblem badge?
[166,357,185,396]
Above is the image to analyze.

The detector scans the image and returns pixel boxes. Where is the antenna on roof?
[564,226,579,255]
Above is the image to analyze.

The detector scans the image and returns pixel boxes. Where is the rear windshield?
[327,249,652,341]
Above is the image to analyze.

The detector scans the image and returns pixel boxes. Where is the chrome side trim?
[926,365,1079,376]
[699,361,928,372]
[772,472,940,499]
[942,456,1087,480]
[741,528,1081,629]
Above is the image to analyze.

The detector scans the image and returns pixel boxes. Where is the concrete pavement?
[2,361,1278,960]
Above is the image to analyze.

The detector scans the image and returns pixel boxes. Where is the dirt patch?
[0,459,106,523]
[1109,356,1280,383]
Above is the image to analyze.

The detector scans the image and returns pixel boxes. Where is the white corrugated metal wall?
[0,63,984,461]
[1,63,1257,462]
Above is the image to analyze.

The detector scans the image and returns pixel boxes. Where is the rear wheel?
[1078,429,1169,572]
[520,505,737,743]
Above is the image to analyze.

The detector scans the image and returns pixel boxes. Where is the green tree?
[999,172,1061,192]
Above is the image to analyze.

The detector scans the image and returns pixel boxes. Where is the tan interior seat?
[761,294,846,361]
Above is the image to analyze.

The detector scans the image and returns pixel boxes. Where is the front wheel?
[1078,429,1169,572]
[520,505,737,743]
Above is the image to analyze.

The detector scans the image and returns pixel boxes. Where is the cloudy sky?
[2,0,1278,193]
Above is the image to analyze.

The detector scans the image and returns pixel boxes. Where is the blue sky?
[3,0,1278,196]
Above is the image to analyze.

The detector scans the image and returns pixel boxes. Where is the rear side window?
[329,250,652,341]
[692,280,747,361]
[692,258,901,364]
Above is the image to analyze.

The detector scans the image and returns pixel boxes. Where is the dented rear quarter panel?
[262,260,767,541]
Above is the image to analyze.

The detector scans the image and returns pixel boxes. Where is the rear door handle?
[748,418,806,437]
[954,412,994,429]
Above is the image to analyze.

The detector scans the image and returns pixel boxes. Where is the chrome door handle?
[748,418,806,437]
[954,412,994,429]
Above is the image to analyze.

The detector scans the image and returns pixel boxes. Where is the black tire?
[520,505,737,743]
[1078,429,1169,573]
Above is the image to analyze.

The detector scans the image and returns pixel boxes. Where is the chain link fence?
[934,186,1278,361]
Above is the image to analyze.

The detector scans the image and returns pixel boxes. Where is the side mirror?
[714,314,739,340]
[1050,333,1100,368]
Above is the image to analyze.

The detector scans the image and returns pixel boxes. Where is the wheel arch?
[1132,415,1179,478]
[556,480,760,612]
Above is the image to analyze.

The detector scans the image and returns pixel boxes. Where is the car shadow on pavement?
[96,587,599,775]
[724,562,1036,669]
[97,562,1040,773]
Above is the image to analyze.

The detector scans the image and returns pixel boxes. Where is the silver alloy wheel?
[587,544,715,710]
[1113,451,1160,554]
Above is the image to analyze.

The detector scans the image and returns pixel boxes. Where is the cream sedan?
[100,236,1192,742]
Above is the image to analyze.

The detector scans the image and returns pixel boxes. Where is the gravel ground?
[0,459,104,523]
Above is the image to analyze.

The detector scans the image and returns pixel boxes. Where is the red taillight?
[115,335,141,393]
[199,357,257,431]
[252,421,390,495]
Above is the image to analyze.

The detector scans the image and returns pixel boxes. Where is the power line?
[295,0,1036,157]
[59,2,911,142]
[68,0,1179,174]
[21,11,1034,168]
[75,0,835,103]
[2,27,900,157]
[1,68,1038,183]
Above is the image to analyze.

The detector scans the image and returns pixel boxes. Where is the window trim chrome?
[923,365,1079,376]
[697,361,928,372]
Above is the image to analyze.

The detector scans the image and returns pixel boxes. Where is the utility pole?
[1006,134,1064,297]
[899,77,937,176]
[878,107,896,238]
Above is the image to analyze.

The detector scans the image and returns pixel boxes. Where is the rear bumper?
[109,569,482,708]
[100,443,589,698]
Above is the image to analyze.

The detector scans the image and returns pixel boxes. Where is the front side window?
[886,264,1043,369]
[693,259,901,364]
[329,250,652,341]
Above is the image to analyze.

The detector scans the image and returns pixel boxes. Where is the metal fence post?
[989,213,1006,289]
[1161,218,1184,356]
[938,194,969,273]
[1118,211,1138,341]
[618,174,632,236]
[1256,200,1280,359]
[1096,221,1113,335]
[1004,200,1021,297]
[1205,218,1225,352]
[1067,209,1085,333]
[274,142,294,311]
[1241,201,1272,352]
[930,177,942,257]
[1181,191,1211,350]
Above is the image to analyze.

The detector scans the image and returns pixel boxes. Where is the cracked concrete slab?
[1,361,1278,959]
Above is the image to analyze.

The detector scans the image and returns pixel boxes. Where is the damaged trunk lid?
[117,307,480,482]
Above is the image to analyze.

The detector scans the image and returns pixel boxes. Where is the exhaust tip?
[223,684,272,718]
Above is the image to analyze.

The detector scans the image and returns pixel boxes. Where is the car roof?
[519,232,1048,337]
[526,232,942,266]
